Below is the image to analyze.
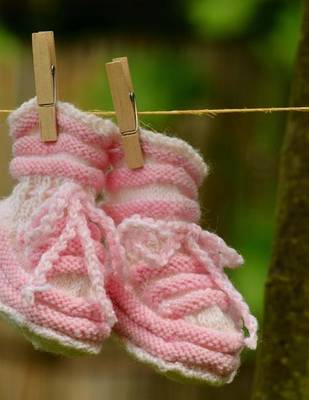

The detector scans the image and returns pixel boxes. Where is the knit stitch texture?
[0,98,121,356]
[102,128,258,384]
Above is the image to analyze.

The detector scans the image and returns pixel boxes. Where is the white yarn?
[105,184,189,204]
[185,306,237,332]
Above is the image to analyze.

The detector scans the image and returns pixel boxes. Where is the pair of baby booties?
[0,98,257,385]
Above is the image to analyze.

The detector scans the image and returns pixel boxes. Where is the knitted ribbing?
[9,98,118,192]
[104,129,207,224]
[0,98,121,356]
[102,128,257,384]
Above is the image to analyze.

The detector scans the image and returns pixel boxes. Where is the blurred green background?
[0,0,302,399]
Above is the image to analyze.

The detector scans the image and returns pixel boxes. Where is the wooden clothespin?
[32,31,58,142]
[106,57,144,169]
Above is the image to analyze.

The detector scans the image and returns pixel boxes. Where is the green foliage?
[253,3,301,71]
[0,25,20,56]
[81,47,212,127]
[188,0,258,39]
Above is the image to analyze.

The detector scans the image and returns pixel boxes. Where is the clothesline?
[1,106,309,117]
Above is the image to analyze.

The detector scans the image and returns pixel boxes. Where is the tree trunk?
[251,2,309,400]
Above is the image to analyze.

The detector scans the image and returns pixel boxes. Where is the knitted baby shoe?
[0,98,121,356]
[102,129,258,384]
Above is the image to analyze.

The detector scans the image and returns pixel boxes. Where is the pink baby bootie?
[103,129,258,384]
[0,98,121,356]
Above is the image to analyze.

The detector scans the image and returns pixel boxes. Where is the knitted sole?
[112,335,236,385]
[0,301,100,357]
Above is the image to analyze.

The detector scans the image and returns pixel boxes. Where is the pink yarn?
[107,164,198,199]
[104,141,203,223]
[103,199,200,225]
[14,133,109,169]
[10,157,105,192]
[109,141,205,186]
[1,98,258,376]
[0,99,121,355]
[10,102,117,148]
[103,129,258,383]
